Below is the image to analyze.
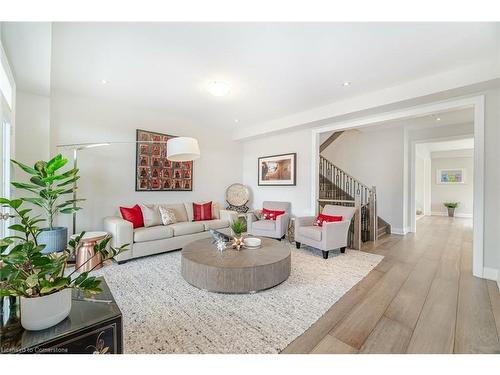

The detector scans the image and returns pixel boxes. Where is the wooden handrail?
[320,156,373,195]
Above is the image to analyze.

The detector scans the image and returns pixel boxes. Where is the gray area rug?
[94,244,382,353]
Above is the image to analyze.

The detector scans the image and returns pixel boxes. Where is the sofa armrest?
[323,220,352,249]
[295,216,316,228]
[276,213,290,237]
[104,216,133,262]
[219,209,238,224]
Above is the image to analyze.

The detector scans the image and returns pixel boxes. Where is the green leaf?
[9,199,23,209]
[56,199,85,209]
[8,224,27,233]
[46,154,67,174]
[22,197,46,208]
[11,159,39,175]
[11,181,40,191]
[30,176,46,187]
[60,207,82,214]
[39,277,69,294]
[57,175,80,187]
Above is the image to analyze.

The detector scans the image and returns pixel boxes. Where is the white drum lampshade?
[166,137,201,161]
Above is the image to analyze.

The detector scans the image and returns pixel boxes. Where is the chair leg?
[340,247,346,254]
[322,250,329,259]
[295,242,301,249]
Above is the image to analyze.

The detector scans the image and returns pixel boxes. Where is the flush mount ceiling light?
[207,81,231,97]
[101,79,109,84]
[436,117,441,121]
[342,81,351,87]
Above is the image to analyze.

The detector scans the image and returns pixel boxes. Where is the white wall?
[13,91,50,165]
[321,127,406,233]
[415,155,425,214]
[241,128,313,216]
[431,153,474,217]
[50,91,242,233]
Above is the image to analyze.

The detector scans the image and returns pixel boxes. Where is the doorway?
[311,96,485,277]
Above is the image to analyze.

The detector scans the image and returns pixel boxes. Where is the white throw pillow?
[159,206,177,225]
[139,204,162,227]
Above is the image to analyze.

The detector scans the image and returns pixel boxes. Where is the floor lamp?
[57,137,200,235]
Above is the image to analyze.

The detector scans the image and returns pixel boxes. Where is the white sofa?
[294,205,355,259]
[104,202,237,263]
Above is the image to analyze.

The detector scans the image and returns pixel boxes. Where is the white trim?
[391,227,410,235]
[409,133,474,233]
[312,94,485,279]
[431,212,473,218]
[483,267,499,282]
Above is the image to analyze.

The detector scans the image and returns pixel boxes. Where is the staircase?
[319,152,391,249]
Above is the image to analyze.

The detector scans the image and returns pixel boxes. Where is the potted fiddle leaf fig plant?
[0,198,128,331]
[11,154,84,253]
[443,202,459,217]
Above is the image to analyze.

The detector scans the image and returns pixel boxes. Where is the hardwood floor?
[282,216,500,354]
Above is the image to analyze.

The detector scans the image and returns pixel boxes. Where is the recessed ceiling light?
[234,119,239,123]
[207,81,231,97]
[436,117,441,121]
[101,79,109,84]
[342,81,351,87]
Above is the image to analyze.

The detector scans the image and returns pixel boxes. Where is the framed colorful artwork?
[258,153,297,186]
[135,129,193,191]
[437,168,465,184]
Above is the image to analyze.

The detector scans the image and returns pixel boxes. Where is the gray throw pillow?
[139,204,162,227]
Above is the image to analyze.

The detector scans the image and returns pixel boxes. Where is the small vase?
[20,288,72,331]
[447,208,455,217]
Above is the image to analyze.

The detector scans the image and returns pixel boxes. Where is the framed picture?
[258,153,297,186]
[135,129,193,191]
[437,168,465,184]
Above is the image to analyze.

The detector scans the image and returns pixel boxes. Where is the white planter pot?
[20,288,72,331]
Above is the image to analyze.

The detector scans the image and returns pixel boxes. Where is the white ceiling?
[1,22,52,96]
[4,22,499,129]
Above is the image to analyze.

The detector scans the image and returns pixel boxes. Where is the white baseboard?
[391,227,410,235]
[483,267,499,282]
[431,212,473,218]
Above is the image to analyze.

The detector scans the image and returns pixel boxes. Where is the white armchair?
[295,205,356,259]
[246,201,291,240]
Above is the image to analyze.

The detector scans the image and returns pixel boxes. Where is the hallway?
[283,216,500,353]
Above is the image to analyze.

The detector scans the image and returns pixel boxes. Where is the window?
[0,44,13,109]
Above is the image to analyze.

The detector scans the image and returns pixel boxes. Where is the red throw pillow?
[193,201,213,221]
[262,208,286,221]
[315,214,343,227]
[120,204,144,229]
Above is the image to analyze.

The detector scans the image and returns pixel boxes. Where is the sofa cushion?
[262,208,285,221]
[198,219,230,231]
[193,201,213,221]
[159,206,177,225]
[185,202,220,221]
[160,203,188,222]
[299,226,322,242]
[252,220,276,232]
[140,204,162,227]
[120,204,144,229]
[315,213,342,227]
[134,225,174,243]
[168,222,205,236]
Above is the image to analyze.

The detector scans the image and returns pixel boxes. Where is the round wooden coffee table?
[181,237,291,293]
